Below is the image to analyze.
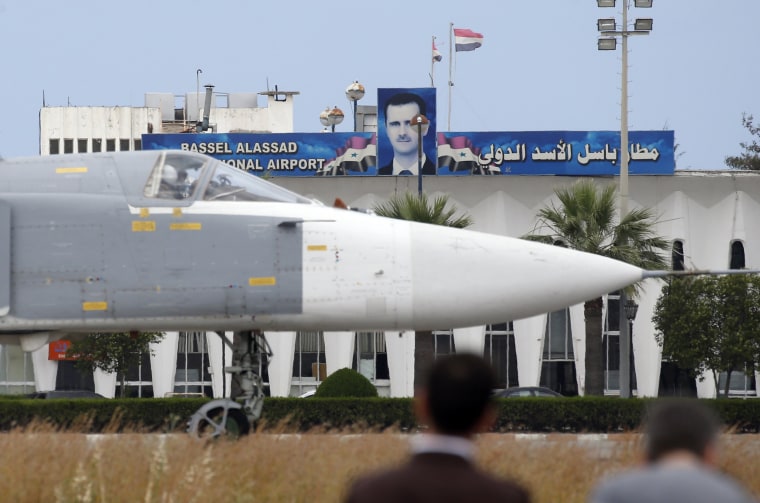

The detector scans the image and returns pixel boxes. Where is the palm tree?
[523,180,669,396]
[374,192,472,392]
[374,192,473,228]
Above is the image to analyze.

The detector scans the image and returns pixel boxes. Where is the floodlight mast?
[596,0,653,399]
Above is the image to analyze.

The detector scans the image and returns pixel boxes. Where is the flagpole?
[448,22,453,131]
[430,36,435,87]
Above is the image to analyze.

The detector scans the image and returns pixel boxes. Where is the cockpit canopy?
[143,152,313,204]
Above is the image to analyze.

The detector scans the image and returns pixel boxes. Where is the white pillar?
[149,331,178,399]
[696,369,717,398]
[206,331,232,398]
[323,331,355,376]
[453,326,485,355]
[266,331,296,397]
[568,303,585,395]
[385,330,414,397]
[31,345,57,391]
[514,314,547,388]
[94,368,117,398]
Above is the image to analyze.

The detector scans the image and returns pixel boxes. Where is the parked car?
[493,386,564,398]
[26,390,105,399]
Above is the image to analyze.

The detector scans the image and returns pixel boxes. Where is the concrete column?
[31,345,57,391]
[513,314,547,388]
[452,326,485,355]
[385,330,414,397]
[206,331,232,398]
[149,331,178,399]
[568,303,585,395]
[323,331,355,376]
[94,368,117,398]
[266,331,296,397]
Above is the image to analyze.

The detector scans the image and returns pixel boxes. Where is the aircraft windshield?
[144,152,207,200]
[202,161,312,204]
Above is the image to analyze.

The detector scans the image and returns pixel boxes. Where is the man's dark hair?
[644,399,721,462]
[384,92,426,119]
[425,353,497,436]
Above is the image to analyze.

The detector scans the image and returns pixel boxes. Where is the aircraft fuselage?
[0,151,644,343]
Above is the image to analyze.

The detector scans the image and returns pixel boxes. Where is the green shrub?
[314,368,378,398]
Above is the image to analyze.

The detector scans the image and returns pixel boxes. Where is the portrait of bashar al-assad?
[377,88,437,176]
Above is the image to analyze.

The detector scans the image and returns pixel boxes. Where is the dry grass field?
[1,424,758,503]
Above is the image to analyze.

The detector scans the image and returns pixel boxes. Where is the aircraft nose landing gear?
[187,330,271,439]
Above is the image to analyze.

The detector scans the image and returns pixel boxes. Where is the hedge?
[0,396,758,433]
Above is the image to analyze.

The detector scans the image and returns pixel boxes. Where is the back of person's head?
[424,353,496,436]
[644,399,721,463]
[384,92,426,117]
[162,164,178,184]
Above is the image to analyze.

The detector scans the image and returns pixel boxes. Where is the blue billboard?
[142,129,674,176]
[437,130,674,175]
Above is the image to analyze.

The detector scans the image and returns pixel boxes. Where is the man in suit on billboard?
[378,92,437,176]
[344,353,531,503]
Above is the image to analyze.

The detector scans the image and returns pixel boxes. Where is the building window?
[433,329,455,357]
[730,240,745,270]
[484,323,518,389]
[603,293,621,392]
[660,240,698,397]
[717,368,757,398]
[292,331,326,396]
[120,139,131,151]
[658,361,697,397]
[134,139,142,151]
[0,345,35,394]
[49,139,60,155]
[175,331,213,397]
[543,309,574,360]
[540,308,578,395]
[55,360,95,391]
[352,331,389,383]
[77,139,88,153]
[118,352,153,398]
[672,240,685,271]
[63,139,74,154]
[106,139,116,152]
[92,139,102,153]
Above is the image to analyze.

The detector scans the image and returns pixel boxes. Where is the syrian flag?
[454,28,483,52]
[322,135,377,175]
[432,40,442,62]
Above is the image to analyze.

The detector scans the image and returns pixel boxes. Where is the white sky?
[1,0,758,170]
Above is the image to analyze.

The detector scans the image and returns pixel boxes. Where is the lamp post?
[319,106,345,132]
[621,298,639,398]
[598,0,652,399]
[345,81,365,132]
[411,113,429,196]
[597,0,653,218]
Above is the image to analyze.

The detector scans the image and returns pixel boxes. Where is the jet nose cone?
[409,224,643,328]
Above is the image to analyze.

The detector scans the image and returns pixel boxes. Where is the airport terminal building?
[1,87,756,399]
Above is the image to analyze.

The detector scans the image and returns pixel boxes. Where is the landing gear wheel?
[187,330,271,439]
[188,404,250,439]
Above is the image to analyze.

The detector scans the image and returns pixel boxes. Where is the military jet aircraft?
[0,150,649,435]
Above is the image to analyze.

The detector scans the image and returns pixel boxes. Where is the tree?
[653,274,760,397]
[66,331,165,397]
[374,192,473,392]
[523,180,669,396]
[374,192,473,228]
[725,113,760,170]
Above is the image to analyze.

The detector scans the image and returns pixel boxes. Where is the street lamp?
[598,0,652,399]
[621,298,639,398]
[411,113,429,196]
[345,81,365,132]
[319,105,345,132]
